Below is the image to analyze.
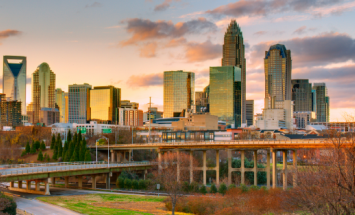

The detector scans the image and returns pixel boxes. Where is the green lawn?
[37,193,168,215]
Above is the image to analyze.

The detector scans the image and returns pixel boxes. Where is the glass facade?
[89,86,121,124]
[68,83,92,124]
[209,66,242,128]
[265,44,292,108]
[55,88,66,123]
[313,83,329,122]
[3,56,26,115]
[163,70,195,118]
[0,94,22,128]
[221,20,246,123]
[292,79,312,112]
[246,100,254,126]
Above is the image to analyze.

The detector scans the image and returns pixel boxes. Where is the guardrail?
[0,161,153,177]
[0,161,108,169]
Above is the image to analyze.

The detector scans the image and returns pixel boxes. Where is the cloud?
[126,73,163,88]
[85,2,102,8]
[206,0,347,18]
[139,42,158,58]
[254,31,267,36]
[0,29,22,40]
[293,26,317,35]
[120,17,217,46]
[185,40,221,63]
[154,0,180,12]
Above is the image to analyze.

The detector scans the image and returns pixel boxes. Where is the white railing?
[0,161,153,176]
[0,161,107,169]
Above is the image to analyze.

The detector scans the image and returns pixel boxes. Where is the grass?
[37,193,170,215]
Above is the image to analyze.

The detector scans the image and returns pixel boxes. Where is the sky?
[1,0,355,121]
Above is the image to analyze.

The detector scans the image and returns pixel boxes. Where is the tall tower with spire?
[221,20,246,124]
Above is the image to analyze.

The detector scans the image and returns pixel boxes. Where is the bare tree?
[288,131,355,214]
[153,152,196,215]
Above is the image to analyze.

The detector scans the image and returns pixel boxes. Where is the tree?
[116,177,125,189]
[0,189,17,215]
[153,152,197,215]
[34,141,40,150]
[52,147,58,160]
[63,141,69,158]
[25,142,30,154]
[124,178,132,189]
[218,183,227,195]
[50,134,55,149]
[199,185,207,194]
[132,180,139,190]
[40,141,46,150]
[30,143,36,154]
[67,129,72,142]
[57,140,63,159]
[70,149,79,161]
[84,150,92,162]
[37,150,44,161]
[210,183,217,193]
[78,130,82,143]
[64,150,71,162]
[80,139,87,161]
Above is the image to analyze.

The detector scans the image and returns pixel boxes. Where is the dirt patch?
[93,201,168,215]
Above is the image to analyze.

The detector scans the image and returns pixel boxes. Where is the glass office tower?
[163,70,195,118]
[55,88,66,123]
[221,20,246,124]
[68,83,92,123]
[209,66,242,128]
[246,100,254,126]
[3,56,26,115]
[89,86,121,124]
[265,44,292,109]
[292,79,312,112]
[313,83,329,122]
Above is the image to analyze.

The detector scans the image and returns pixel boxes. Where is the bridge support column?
[92,175,97,189]
[18,181,23,189]
[111,150,115,163]
[10,181,14,188]
[26,181,31,190]
[293,150,297,187]
[216,150,220,185]
[190,150,193,183]
[51,177,56,185]
[283,150,288,191]
[65,176,69,188]
[241,151,245,185]
[144,169,148,180]
[78,176,83,188]
[254,150,257,186]
[106,173,111,190]
[228,150,232,185]
[158,150,162,173]
[35,181,40,191]
[44,179,50,195]
[267,150,271,189]
[128,150,132,162]
[203,150,207,185]
[272,150,277,188]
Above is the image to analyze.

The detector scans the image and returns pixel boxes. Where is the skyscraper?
[55,88,66,123]
[246,100,254,126]
[209,66,242,128]
[264,44,292,109]
[3,56,26,115]
[163,70,195,118]
[30,62,56,124]
[68,83,92,124]
[195,91,208,113]
[0,94,22,128]
[221,20,246,124]
[313,83,330,122]
[292,79,312,112]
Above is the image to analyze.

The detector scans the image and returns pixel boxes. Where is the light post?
[108,138,110,168]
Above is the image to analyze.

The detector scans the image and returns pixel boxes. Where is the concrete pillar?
[117,151,122,162]
[35,182,40,191]
[176,150,180,182]
[283,150,288,191]
[111,150,115,163]
[190,150,193,183]
[10,181,14,188]
[254,150,257,186]
[227,149,232,185]
[267,150,271,189]
[128,149,132,162]
[51,177,56,185]
[106,173,111,189]
[78,176,83,188]
[203,150,207,185]
[293,150,297,187]
[241,151,245,185]
[144,169,148,180]
[272,150,277,188]
[18,181,23,189]
[158,150,162,173]
[65,176,69,188]
[44,179,50,195]
[92,175,96,189]
[26,181,31,190]
[216,150,220,185]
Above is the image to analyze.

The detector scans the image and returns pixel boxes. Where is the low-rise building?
[171,113,218,131]
[39,108,59,126]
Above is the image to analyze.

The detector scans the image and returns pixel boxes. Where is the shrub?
[250,185,260,191]
[240,184,249,192]
[40,141,46,150]
[84,151,91,162]
[210,183,217,193]
[182,181,190,192]
[218,183,227,195]
[0,193,17,215]
[138,179,146,190]
[228,184,236,190]
[117,177,125,189]
[34,141,41,150]
[25,142,30,153]
[124,179,132,189]
[21,151,27,157]
[190,181,199,193]
[30,143,36,154]
[132,180,139,190]
[37,150,44,161]
[199,185,207,194]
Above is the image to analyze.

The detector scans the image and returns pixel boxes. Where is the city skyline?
[1,0,355,121]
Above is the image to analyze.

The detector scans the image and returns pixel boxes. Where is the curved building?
[3,56,26,114]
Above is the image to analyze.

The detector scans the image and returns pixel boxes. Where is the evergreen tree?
[73,132,78,145]
[64,150,71,162]
[30,143,36,154]
[68,141,75,159]
[78,130,82,143]
[67,129,72,142]
[79,141,86,161]
[52,147,58,160]
[37,150,44,161]
[25,142,30,154]
[50,134,56,149]
[62,141,68,158]
[58,140,63,159]
[40,141,46,150]
[35,141,41,150]
[70,148,79,161]
[84,151,91,162]
[218,183,227,195]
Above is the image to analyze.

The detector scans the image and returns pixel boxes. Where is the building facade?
[55,88,66,123]
[39,108,59,126]
[246,100,254,126]
[209,66,243,128]
[143,107,163,121]
[163,70,195,118]
[3,56,26,115]
[292,79,312,112]
[294,111,316,129]
[0,94,22,128]
[68,83,92,124]
[89,86,121,124]
[30,63,56,124]
[313,83,329,122]
[119,108,143,127]
[195,91,208,113]
[221,20,246,124]
[264,44,292,109]
[121,100,139,109]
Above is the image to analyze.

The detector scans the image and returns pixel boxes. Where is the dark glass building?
[292,79,312,112]
[313,83,329,122]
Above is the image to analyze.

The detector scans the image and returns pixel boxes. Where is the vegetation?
[0,173,17,215]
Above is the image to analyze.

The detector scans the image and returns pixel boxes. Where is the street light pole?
[96,140,98,163]
[108,138,110,167]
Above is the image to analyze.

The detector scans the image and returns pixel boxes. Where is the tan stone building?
[172,113,218,131]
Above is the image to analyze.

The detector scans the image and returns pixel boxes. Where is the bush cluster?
[115,170,151,190]
[0,193,17,215]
